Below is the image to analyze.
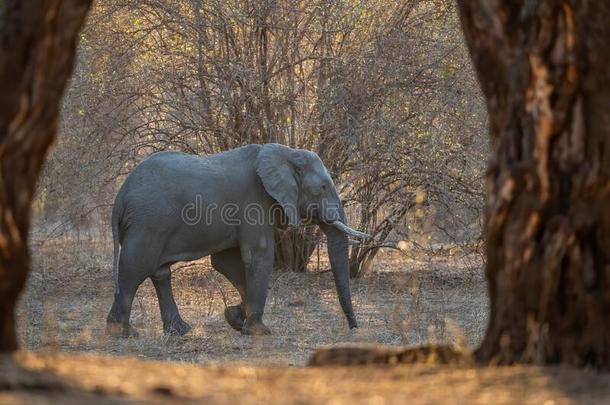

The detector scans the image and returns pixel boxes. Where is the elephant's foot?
[163,317,192,336]
[242,316,271,336]
[106,322,139,338]
[224,305,245,331]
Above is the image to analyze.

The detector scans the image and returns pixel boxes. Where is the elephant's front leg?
[241,237,274,336]
[211,247,247,331]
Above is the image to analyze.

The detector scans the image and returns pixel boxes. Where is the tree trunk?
[349,246,379,278]
[0,0,91,352]
[458,1,610,367]
[274,226,319,272]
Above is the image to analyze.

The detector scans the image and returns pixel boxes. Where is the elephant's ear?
[255,144,300,226]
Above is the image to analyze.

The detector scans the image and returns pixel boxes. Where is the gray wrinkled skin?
[106,144,358,337]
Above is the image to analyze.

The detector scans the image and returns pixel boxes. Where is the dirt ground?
[18,241,487,366]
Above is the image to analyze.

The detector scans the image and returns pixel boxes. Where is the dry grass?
[19,240,487,366]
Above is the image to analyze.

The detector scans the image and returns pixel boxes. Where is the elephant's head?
[255,143,368,329]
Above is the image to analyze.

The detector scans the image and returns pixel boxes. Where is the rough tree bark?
[0,0,91,351]
[458,1,610,367]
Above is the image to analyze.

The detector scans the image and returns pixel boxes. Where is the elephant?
[106,143,369,337]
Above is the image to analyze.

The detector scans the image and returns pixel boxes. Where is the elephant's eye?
[321,184,327,192]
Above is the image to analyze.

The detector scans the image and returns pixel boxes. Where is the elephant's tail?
[111,198,122,295]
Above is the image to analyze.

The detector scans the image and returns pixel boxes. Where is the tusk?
[330,221,371,239]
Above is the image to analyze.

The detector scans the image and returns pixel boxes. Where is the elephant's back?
[120,152,218,207]
[118,152,197,199]
[133,146,261,181]
[124,151,228,190]
[137,150,208,178]
[114,147,261,232]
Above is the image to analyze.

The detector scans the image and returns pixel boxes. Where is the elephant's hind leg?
[152,264,191,336]
[106,252,144,338]
[211,247,246,331]
[107,288,139,338]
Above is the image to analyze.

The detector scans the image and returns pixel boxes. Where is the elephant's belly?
[160,223,239,264]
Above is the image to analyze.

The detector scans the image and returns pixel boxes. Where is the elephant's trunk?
[320,213,358,329]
